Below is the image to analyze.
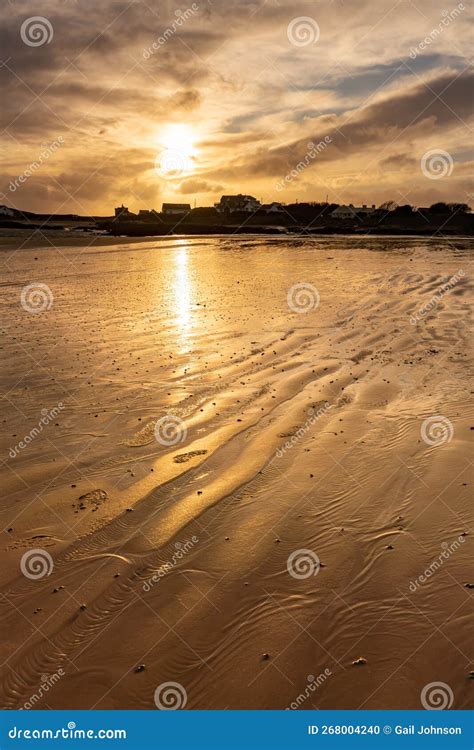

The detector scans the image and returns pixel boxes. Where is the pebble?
[134,665,146,673]
[79,603,87,610]
[352,657,367,666]
[262,653,270,661]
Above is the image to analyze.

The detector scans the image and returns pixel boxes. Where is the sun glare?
[156,124,197,176]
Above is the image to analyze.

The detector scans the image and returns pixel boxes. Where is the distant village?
[0,195,472,237]
[115,195,382,221]
[105,194,472,236]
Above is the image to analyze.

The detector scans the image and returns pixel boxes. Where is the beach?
[0,234,472,710]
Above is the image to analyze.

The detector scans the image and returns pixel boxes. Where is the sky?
[1,0,473,215]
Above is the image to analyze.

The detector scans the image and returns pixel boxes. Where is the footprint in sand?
[173,450,208,464]
[74,489,108,509]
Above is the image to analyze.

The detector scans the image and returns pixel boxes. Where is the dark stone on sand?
[262,653,270,661]
[352,657,367,666]
[464,583,474,588]
[134,665,146,673]
[80,603,87,610]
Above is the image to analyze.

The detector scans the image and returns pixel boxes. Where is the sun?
[156,124,197,176]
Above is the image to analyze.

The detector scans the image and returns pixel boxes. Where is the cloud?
[0,0,472,212]
[178,178,224,194]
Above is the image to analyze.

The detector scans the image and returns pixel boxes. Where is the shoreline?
[1,229,474,251]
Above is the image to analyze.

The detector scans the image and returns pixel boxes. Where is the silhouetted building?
[114,204,135,218]
[138,209,161,221]
[262,202,285,214]
[162,203,191,215]
[215,195,261,213]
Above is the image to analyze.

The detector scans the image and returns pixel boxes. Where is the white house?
[162,203,191,216]
[331,204,376,219]
[263,202,285,214]
[215,195,262,213]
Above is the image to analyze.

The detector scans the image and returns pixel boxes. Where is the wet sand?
[0,234,472,710]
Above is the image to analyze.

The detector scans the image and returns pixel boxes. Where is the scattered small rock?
[352,657,367,666]
[134,664,146,673]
